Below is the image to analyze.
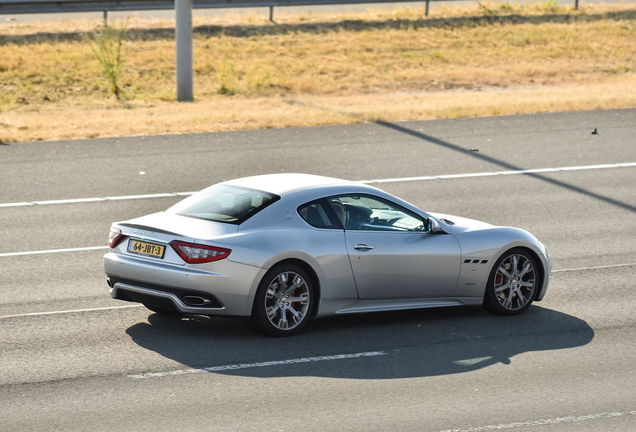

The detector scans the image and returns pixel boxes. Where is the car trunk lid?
[113,212,239,265]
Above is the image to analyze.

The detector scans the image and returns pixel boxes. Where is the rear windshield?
[165,185,280,224]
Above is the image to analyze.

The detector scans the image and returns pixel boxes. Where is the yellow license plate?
[128,239,165,259]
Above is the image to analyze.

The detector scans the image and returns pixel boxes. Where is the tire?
[248,263,314,337]
[483,248,539,315]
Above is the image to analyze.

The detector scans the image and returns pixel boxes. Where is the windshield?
[165,185,280,224]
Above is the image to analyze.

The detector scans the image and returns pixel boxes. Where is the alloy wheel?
[264,271,311,331]
[493,253,536,311]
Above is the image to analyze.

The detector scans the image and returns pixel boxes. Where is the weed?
[538,0,560,14]
[500,3,513,11]
[248,70,273,92]
[216,60,237,95]
[478,2,496,15]
[84,20,129,100]
[431,51,447,62]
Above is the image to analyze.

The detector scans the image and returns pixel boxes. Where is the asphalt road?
[1,108,635,431]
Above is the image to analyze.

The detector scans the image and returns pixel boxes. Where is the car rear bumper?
[104,252,263,317]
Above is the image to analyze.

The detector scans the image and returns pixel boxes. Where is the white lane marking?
[0,245,109,257]
[453,356,493,366]
[0,304,143,320]
[32,197,106,205]
[128,351,387,379]
[552,262,636,273]
[437,172,497,179]
[0,193,185,208]
[361,161,635,184]
[0,202,33,207]
[0,162,634,207]
[497,168,560,175]
[437,410,636,432]
[371,175,436,183]
[559,163,618,171]
[103,193,177,200]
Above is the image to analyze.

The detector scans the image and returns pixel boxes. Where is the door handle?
[354,244,373,251]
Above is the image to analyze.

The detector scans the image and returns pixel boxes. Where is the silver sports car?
[104,173,550,336]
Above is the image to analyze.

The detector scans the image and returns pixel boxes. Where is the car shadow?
[126,305,594,380]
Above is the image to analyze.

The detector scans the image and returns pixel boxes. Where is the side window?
[329,195,426,231]
[298,200,341,229]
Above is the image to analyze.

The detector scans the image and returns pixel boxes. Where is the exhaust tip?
[106,278,113,288]
[183,296,212,307]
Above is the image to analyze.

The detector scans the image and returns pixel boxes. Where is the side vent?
[463,259,488,264]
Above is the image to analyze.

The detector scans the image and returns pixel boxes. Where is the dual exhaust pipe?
[182,296,213,307]
[106,279,212,307]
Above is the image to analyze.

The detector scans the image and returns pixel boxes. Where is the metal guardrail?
[1,0,453,15]
[0,0,585,21]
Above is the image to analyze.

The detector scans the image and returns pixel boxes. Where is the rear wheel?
[483,248,538,315]
[248,264,313,336]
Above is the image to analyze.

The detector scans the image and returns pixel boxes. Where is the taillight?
[170,241,231,264]
[108,227,125,248]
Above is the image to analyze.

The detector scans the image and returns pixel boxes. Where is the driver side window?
[328,195,426,231]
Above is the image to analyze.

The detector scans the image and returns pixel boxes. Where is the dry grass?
[0,2,635,142]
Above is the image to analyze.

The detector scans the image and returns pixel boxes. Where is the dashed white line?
[552,262,636,273]
[0,192,196,208]
[498,168,560,175]
[437,172,497,179]
[128,351,387,379]
[0,304,143,320]
[0,245,109,257]
[437,410,636,432]
[0,202,34,207]
[559,163,618,171]
[362,162,636,184]
[103,193,178,200]
[32,197,106,205]
[0,162,634,207]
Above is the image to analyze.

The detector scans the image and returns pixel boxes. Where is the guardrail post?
[176,0,194,102]
[425,0,430,16]
[575,0,579,9]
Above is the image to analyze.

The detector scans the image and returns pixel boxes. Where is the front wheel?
[483,248,538,315]
[248,264,313,337]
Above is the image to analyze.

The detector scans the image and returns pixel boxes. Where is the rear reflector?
[170,241,231,264]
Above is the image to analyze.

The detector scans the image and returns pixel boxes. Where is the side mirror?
[427,217,444,234]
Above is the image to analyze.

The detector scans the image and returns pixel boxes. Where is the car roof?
[221,173,360,196]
